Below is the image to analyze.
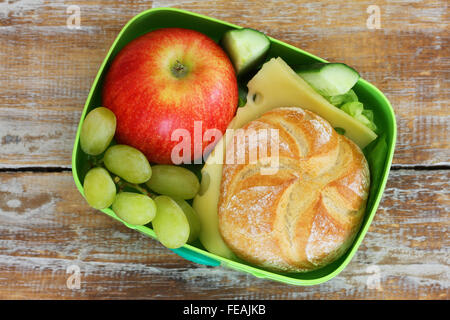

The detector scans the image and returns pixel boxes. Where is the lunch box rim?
[71,7,397,286]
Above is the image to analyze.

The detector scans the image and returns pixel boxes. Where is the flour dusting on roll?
[218,107,370,272]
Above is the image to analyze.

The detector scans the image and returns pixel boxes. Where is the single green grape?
[104,144,152,184]
[112,192,156,226]
[83,167,116,209]
[152,195,190,249]
[172,197,201,243]
[80,107,116,155]
[146,165,200,199]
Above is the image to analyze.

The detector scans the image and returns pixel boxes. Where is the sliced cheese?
[193,132,236,259]
[235,57,377,147]
[193,57,377,259]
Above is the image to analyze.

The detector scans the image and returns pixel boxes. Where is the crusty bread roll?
[218,107,370,272]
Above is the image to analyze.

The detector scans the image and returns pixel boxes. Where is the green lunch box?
[72,7,396,285]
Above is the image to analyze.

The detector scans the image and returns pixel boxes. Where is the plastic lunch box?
[72,7,396,285]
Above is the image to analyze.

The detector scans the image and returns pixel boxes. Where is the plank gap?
[390,164,450,171]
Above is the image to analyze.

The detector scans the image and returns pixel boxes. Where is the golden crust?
[218,107,370,272]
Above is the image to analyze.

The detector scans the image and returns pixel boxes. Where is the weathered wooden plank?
[0,169,448,299]
[0,0,448,168]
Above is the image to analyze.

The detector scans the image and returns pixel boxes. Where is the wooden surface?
[0,0,448,300]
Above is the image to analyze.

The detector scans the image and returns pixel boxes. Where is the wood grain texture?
[0,170,448,299]
[0,0,448,168]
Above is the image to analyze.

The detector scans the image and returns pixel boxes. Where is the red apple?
[102,28,238,164]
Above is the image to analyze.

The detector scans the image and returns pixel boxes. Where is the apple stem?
[171,60,189,79]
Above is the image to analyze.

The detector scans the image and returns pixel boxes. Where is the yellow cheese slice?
[193,57,377,259]
[193,130,235,259]
[234,57,377,147]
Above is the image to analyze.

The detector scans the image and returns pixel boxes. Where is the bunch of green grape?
[80,107,201,249]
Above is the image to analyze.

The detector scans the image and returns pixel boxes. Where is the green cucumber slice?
[221,28,270,75]
[296,63,360,96]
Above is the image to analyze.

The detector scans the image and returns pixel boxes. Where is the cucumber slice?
[296,63,360,96]
[221,28,270,75]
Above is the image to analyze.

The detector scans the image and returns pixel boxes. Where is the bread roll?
[218,107,370,272]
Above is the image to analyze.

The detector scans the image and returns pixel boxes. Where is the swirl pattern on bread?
[218,107,370,272]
